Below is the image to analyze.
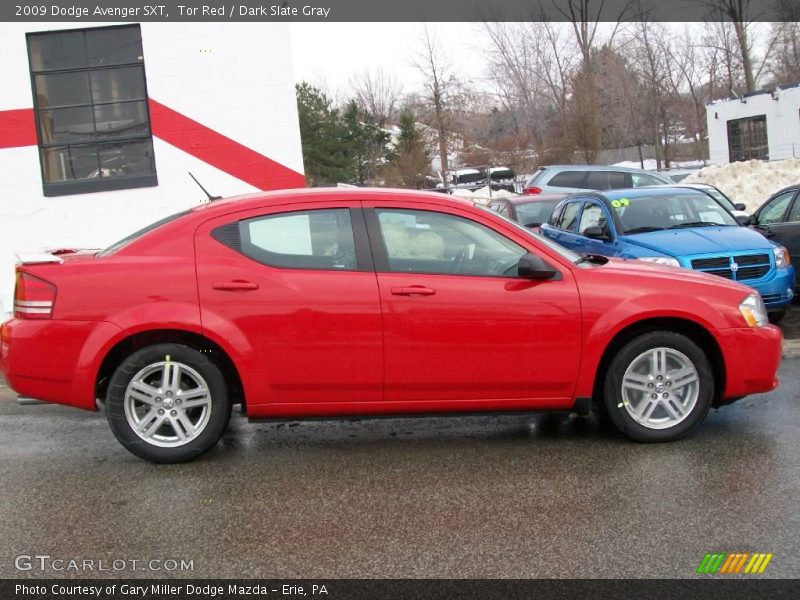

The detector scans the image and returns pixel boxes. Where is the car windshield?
[703,188,736,213]
[98,209,191,256]
[614,192,739,234]
[515,200,560,226]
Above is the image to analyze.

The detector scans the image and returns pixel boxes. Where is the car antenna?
[188,171,222,201]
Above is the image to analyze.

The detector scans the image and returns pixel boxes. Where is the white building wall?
[0,22,304,315]
[707,86,800,164]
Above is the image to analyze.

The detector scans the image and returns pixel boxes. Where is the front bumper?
[717,324,783,401]
[753,266,795,310]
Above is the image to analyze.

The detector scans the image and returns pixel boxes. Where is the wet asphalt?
[0,359,798,579]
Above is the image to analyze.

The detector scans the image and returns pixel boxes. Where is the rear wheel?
[105,343,231,463]
[602,331,713,442]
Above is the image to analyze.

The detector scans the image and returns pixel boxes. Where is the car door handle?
[212,280,260,291]
[390,285,436,296]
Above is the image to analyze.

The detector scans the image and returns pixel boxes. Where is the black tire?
[768,310,786,324]
[602,331,713,443]
[105,343,231,463]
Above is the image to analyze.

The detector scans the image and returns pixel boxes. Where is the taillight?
[14,272,56,320]
[523,186,542,195]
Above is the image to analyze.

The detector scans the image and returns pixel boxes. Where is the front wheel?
[105,343,231,463]
[602,331,713,442]
[768,310,786,324]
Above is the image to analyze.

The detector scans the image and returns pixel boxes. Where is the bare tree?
[413,26,459,181]
[349,68,403,126]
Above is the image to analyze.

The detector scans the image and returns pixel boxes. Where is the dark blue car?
[540,188,796,322]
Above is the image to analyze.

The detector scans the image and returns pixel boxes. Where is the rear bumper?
[718,325,783,401]
[0,318,121,411]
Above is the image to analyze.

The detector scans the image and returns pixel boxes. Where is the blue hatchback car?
[540,188,796,321]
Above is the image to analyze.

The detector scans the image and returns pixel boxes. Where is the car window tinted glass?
[548,171,586,188]
[759,192,794,224]
[705,188,736,212]
[558,202,581,231]
[490,202,509,216]
[631,173,666,187]
[614,193,738,233]
[584,171,612,190]
[578,203,607,235]
[515,200,559,226]
[376,209,526,276]
[788,195,800,222]
[240,208,357,270]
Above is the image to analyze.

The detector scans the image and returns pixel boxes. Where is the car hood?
[621,226,772,257]
[595,257,752,294]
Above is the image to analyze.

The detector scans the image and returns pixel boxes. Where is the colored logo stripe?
[697,552,773,574]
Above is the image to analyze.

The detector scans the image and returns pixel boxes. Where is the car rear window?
[98,209,191,256]
[548,171,586,188]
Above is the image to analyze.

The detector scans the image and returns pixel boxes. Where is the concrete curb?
[783,339,800,360]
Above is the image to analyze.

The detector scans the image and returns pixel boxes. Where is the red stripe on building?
[147,99,305,190]
[0,109,37,149]
[0,103,305,191]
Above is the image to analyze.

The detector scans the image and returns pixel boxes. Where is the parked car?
[750,185,800,287]
[522,165,673,196]
[0,189,783,462]
[540,187,795,321]
[667,183,749,221]
[487,194,568,231]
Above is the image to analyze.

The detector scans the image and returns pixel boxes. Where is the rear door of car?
[194,200,383,411]
[777,191,800,277]
[541,199,583,250]
[543,170,587,193]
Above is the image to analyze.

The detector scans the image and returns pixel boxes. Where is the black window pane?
[608,171,628,188]
[94,101,149,139]
[38,106,94,144]
[98,140,156,177]
[34,72,91,108]
[28,31,86,71]
[549,171,586,188]
[90,66,147,103]
[584,171,610,190]
[41,145,99,182]
[86,27,143,67]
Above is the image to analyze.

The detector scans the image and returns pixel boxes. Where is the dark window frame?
[727,114,769,162]
[26,24,158,197]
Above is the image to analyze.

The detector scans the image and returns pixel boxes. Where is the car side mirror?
[583,225,610,240]
[517,253,558,280]
[734,202,746,211]
[524,222,542,229]
[736,214,753,226]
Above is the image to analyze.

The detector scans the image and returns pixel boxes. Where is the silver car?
[522,165,673,195]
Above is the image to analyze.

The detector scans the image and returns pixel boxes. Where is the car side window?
[238,208,357,270]
[584,171,612,190]
[578,203,608,236]
[631,173,666,187]
[548,203,565,226]
[548,171,586,188]
[557,201,581,232]
[490,202,509,216]
[375,209,526,276]
[786,194,800,222]
[758,192,794,225]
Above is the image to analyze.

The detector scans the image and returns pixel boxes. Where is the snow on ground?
[449,186,518,205]
[683,159,800,212]
[613,159,706,171]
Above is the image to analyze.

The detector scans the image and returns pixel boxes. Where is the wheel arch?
[591,317,726,409]
[95,329,245,410]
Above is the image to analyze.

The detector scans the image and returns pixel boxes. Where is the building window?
[727,115,769,162]
[26,25,157,197]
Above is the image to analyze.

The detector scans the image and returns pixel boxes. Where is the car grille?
[690,254,770,282]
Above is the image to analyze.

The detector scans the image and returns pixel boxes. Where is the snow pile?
[683,159,800,212]
[449,186,518,205]
[613,159,706,170]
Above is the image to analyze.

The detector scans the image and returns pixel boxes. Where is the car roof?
[501,194,568,205]
[540,164,666,174]
[582,187,705,202]
[189,186,476,218]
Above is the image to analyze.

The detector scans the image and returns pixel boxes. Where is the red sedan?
[0,188,783,462]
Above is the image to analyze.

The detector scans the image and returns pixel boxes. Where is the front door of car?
[574,201,617,256]
[194,201,383,408]
[780,193,800,277]
[362,200,582,406]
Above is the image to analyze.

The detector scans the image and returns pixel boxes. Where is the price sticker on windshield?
[611,198,630,209]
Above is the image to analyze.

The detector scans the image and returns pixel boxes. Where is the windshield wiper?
[668,221,725,229]
[623,226,665,234]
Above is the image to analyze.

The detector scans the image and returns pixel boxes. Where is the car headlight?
[636,256,681,267]
[773,245,790,268]
[739,293,769,328]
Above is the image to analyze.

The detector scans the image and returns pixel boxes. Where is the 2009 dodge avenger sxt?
[0,188,783,462]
